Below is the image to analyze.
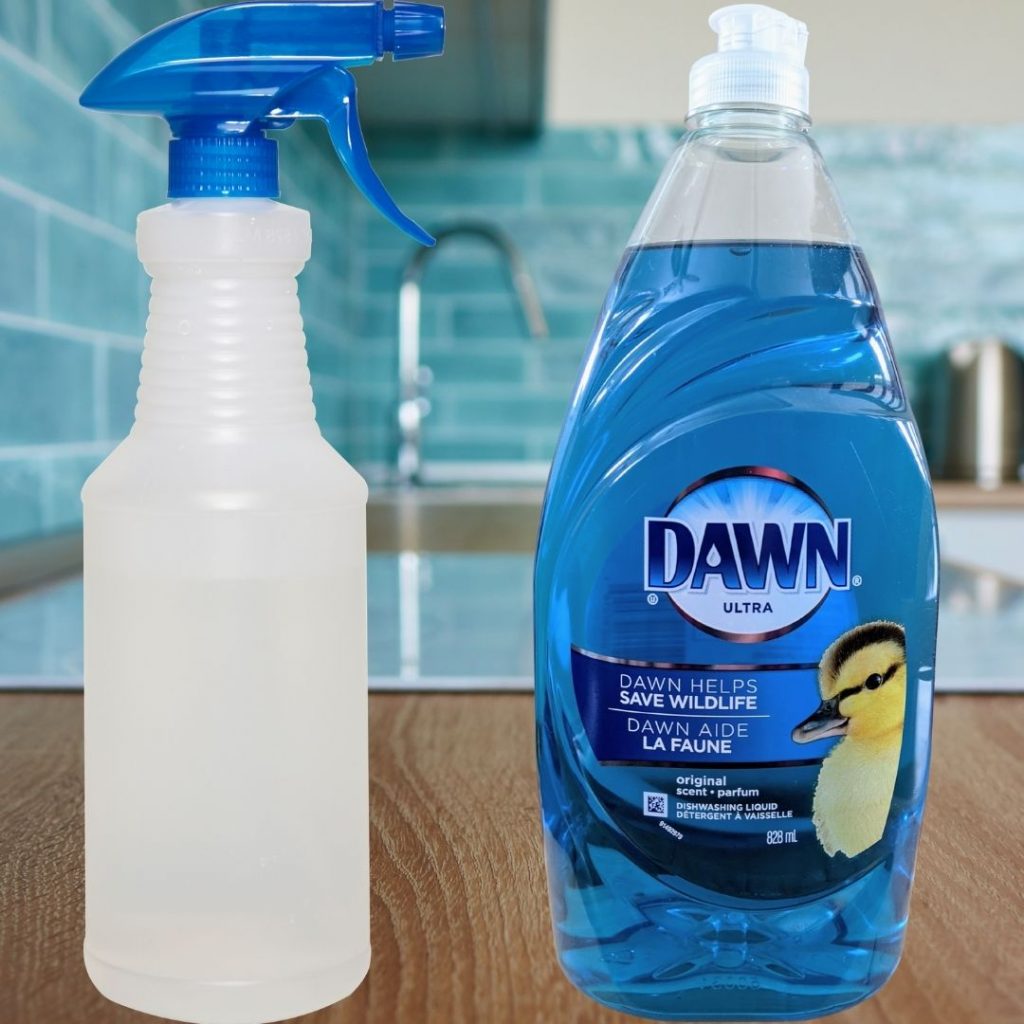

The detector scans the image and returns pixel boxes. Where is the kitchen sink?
[367,487,542,553]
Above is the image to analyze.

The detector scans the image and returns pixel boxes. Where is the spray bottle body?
[77,2,445,1018]
[535,110,937,1020]
[83,199,369,1024]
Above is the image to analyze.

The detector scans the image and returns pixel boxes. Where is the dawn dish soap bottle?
[79,4,443,1023]
[535,6,938,1021]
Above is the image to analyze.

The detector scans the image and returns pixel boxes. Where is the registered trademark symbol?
[852,575,863,587]
[647,593,659,606]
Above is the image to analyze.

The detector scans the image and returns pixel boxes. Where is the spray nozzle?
[80,1,444,246]
[690,4,809,118]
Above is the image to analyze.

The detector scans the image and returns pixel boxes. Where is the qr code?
[643,792,668,818]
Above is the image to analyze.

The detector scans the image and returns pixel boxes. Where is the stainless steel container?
[941,338,1024,488]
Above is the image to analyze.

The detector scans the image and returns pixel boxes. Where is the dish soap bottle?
[79,4,443,1022]
[535,6,938,1020]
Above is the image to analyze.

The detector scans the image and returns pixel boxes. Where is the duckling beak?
[792,696,848,743]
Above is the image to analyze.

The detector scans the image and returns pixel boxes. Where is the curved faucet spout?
[396,221,548,486]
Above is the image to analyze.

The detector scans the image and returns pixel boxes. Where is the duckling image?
[792,621,906,858]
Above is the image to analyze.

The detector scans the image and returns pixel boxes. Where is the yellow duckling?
[792,621,906,859]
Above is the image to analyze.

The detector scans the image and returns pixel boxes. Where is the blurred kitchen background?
[0,0,1022,689]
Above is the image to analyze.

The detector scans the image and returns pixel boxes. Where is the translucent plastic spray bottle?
[79,5,443,1022]
[535,6,938,1020]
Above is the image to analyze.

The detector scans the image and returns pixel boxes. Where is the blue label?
[569,464,911,871]
[571,647,833,766]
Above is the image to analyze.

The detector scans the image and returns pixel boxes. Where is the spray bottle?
[535,6,938,1019]
[79,4,443,1022]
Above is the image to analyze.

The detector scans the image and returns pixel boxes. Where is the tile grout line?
[34,0,52,65]
[0,441,115,461]
[38,453,58,531]
[0,175,135,249]
[0,310,140,350]
[92,343,110,443]
[34,208,50,319]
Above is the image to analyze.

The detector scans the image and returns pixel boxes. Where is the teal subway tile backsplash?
[376,166,529,207]
[444,390,572,431]
[0,192,38,315]
[104,346,144,440]
[536,168,652,208]
[304,321,349,379]
[0,2,36,52]
[0,459,45,539]
[0,330,95,445]
[48,219,142,333]
[425,347,544,386]
[49,1,128,89]
[0,56,98,212]
[337,124,1024,473]
[422,428,533,464]
[449,304,537,341]
[46,452,106,532]
[93,134,165,232]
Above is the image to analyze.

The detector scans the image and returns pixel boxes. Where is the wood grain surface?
[932,481,1024,508]
[0,693,1021,1024]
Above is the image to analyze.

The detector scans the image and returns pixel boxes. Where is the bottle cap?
[689,4,809,117]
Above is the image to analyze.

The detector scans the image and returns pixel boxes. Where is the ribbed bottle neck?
[132,266,319,439]
[687,106,810,133]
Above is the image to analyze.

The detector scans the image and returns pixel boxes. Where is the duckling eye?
[864,673,883,691]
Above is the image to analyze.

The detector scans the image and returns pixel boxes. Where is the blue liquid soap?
[535,240,937,1019]
[534,8,937,1021]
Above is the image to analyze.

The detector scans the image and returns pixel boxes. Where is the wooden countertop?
[0,694,1021,1024]
[933,481,1024,508]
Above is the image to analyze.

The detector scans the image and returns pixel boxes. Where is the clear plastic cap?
[689,4,809,117]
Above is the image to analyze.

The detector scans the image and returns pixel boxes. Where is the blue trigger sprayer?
[78,4,443,1023]
[80,0,441,242]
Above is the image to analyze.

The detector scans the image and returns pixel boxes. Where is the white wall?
[547,0,1024,124]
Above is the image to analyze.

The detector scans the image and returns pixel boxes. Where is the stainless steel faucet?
[396,221,548,485]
